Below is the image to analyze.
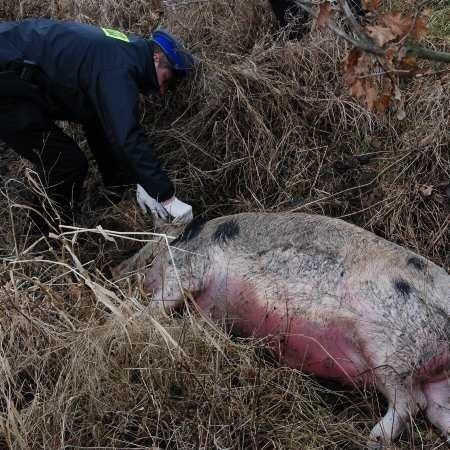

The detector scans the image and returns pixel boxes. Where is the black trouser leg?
[83,121,133,191]
[269,0,305,27]
[268,0,308,39]
[1,123,88,223]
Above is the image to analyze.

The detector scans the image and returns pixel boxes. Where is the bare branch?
[407,46,450,64]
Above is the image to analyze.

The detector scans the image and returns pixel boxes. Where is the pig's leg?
[368,374,426,449]
[423,378,450,441]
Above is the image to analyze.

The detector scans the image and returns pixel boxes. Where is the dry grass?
[0,0,449,448]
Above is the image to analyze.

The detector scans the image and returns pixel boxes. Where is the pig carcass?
[116,212,450,448]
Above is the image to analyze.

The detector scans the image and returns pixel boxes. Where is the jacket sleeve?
[87,67,174,201]
[0,39,23,66]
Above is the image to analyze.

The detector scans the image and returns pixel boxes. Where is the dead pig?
[123,212,450,448]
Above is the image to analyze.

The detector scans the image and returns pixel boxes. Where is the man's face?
[153,52,174,96]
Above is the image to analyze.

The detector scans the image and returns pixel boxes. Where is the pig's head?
[143,240,207,312]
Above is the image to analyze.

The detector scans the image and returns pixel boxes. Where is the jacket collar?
[131,38,159,95]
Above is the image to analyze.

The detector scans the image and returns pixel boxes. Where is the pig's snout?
[143,259,165,294]
[142,263,185,312]
[143,274,158,293]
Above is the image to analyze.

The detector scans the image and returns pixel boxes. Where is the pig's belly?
[244,311,368,383]
[417,347,450,382]
[199,295,370,384]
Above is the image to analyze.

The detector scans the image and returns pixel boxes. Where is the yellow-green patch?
[429,7,450,43]
[101,28,129,43]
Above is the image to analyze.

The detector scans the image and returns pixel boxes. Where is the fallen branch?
[407,45,450,63]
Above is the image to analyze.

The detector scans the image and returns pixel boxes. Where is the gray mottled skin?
[116,212,450,449]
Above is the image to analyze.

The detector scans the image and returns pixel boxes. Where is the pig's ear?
[111,259,129,280]
[153,218,186,240]
[111,241,156,280]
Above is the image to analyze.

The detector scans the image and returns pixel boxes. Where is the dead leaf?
[380,14,427,42]
[365,84,379,111]
[344,48,390,116]
[384,47,395,65]
[343,48,362,84]
[362,0,380,12]
[346,47,362,70]
[367,25,396,47]
[375,95,391,113]
[399,55,417,71]
[317,3,332,30]
[381,13,412,39]
[411,17,427,41]
[350,79,365,97]
[353,53,374,77]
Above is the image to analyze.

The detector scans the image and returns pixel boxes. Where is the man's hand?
[136,185,193,224]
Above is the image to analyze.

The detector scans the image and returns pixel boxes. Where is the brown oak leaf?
[375,95,391,113]
[411,17,427,41]
[350,79,365,98]
[345,48,362,71]
[399,56,418,71]
[343,48,362,84]
[365,83,379,111]
[384,47,395,65]
[381,13,412,39]
[367,25,397,47]
[362,0,380,12]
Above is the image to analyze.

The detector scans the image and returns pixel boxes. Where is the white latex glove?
[136,184,168,220]
[162,196,194,225]
[136,185,193,224]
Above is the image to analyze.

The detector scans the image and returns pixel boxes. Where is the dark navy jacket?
[0,19,174,201]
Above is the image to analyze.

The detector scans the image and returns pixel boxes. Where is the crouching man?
[0,19,195,228]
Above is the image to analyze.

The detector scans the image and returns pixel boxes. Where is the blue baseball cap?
[151,28,196,77]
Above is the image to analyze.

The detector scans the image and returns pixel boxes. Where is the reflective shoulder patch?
[101,27,130,43]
